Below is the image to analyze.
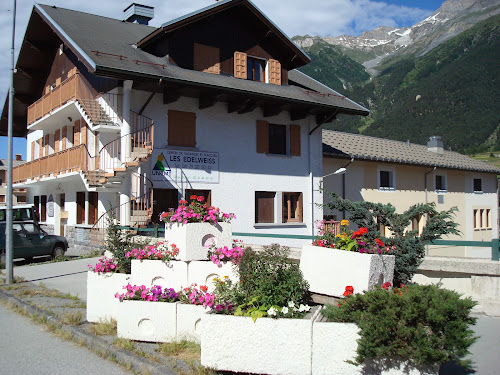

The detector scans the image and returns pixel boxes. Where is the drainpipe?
[424,166,436,255]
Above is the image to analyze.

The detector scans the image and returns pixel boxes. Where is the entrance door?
[59,194,65,236]
[152,189,178,224]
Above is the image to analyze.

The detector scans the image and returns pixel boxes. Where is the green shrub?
[237,244,309,306]
[322,284,477,367]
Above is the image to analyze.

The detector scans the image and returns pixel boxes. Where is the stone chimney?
[427,136,444,155]
[123,3,154,25]
[15,154,22,161]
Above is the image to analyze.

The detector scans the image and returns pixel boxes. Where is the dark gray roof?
[0,159,25,170]
[322,130,500,174]
[36,4,368,116]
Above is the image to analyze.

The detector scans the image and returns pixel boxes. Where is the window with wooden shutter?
[268,59,281,85]
[256,120,269,153]
[61,126,67,150]
[44,135,49,156]
[31,142,35,161]
[290,125,301,156]
[54,129,60,153]
[168,110,196,147]
[88,192,98,224]
[40,195,47,222]
[282,192,303,223]
[234,51,247,79]
[73,120,80,146]
[255,191,275,223]
[194,43,220,74]
[76,191,85,224]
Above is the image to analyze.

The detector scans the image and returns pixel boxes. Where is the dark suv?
[0,222,68,263]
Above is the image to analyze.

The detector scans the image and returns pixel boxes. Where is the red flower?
[200,285,208,292]
[197,196,205,202]
[343,285,354,296]
[375,238,384,247]
[190,195,197,200]
[382,281,392,290]
[179,200,188,205]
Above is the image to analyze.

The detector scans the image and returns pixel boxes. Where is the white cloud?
[0,0,434,117]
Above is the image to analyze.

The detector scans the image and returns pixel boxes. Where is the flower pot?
[130,259,188,290]
[86,271,130,323]
[201,313,314,375]
[117,300,177,342]
[176,303,207,343]
[187,261,239,291]
[299,244,395,297]
[164,222,232,261]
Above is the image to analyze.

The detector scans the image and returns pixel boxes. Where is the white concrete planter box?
[117,300,177,342]
[188,261,239,291]
[130,259,188,290]
[201,313,313,375]
[86,271,130,323]
[164,222,232,261]
[312,320,438,375]
[176,303,207,343]
[300,245,395,297]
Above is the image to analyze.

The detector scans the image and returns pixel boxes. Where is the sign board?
[47,194,54,217]
[151,149,219,183]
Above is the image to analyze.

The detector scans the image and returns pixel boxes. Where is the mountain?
[293,0,500,153]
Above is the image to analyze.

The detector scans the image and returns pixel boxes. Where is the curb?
[0,287,181,375]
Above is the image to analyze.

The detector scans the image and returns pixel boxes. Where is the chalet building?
[0,155,27,205]
[322,131,500,258]
[0,1,368,249]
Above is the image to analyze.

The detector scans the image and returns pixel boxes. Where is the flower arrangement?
[179,283,215,309]
[115,284,179,302]
[313,219,394,254]
[206,238,245,267]
[88,256,118,274]
[160,195,235,225]
[125,241,179,262]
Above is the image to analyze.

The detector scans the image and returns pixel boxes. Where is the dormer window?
[247,56,266,82]
[234,51,281,85]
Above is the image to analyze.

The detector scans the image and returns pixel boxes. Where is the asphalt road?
[0,302,129,375]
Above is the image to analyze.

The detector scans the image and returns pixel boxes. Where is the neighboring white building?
[1,1,368,250]
[322,131,500,258]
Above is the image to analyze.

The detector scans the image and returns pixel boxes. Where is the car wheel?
[24,256,34,263]
[52,246,65,260]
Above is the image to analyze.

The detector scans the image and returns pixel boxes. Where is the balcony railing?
[12,144,95,184]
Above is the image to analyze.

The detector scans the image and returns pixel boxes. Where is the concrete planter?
[117,300,177,342]
[312,321,438,375]
[188,261,239,291]
[164,222,232,261]
[176,303,207,343]
[130,259,188,290]
[201,313,314,375]
[86,271,130,323]
[300,245,395,297]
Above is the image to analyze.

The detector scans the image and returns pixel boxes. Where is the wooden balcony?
[27,73,95,126]
[12,145,95,184]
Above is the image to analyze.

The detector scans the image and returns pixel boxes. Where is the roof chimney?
[427,136,444,155]
[123,3,154,25]
[15,154,22,161]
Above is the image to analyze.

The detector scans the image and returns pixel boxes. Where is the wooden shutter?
[73,120,80,146]
[268,59,281,85]
[80,120,88,146]
[167,110,196,147]
[54,129,60,152]
[88,192,98,224]
[38,138,43,158]
[234,51,247,79]
[255,192,275,223]
[297,192,303,222]
[31,142,35,161]
[55,77,61,87]
[256,120,269,153]
[44,135,49,156]
[40,195,47,222]
[61,126,67,150]
[76,191,85,224]
[290,124,301,156]
[194,43,220,74]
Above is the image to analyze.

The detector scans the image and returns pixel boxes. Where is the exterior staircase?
[79,98,115,126]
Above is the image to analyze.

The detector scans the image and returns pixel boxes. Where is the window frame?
[377,167,396,191]
[473,208,491,230]
[246,56,267,82]
[434,172,447,193]
[473,178,483,193]
[268,123,287,155]
[282,192,303,223]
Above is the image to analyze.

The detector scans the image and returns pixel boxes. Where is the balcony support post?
[121,80,133,164]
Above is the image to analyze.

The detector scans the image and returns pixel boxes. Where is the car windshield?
[23,223,41,235]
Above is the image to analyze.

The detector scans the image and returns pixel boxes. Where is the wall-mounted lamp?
[320,156,355,220]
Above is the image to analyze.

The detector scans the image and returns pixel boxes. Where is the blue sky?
[0,0,443,160]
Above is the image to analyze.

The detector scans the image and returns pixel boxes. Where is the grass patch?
[157,340,201,361]
[181,362,217,375]
[61,310,83,325]
[88,318,117,335]
[112,337,135,351]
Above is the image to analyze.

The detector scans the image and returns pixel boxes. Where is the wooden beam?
[227,99,249,114]
[24,39,41,53]
[14,94,36,105]
[238,100,258,115]
[290,111,308,121]
[163,89,180,104]
[263,104,283,118]
[199,93,217,110]
[139,79,162,115]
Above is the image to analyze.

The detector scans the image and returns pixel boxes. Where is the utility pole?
[6,0,17,284]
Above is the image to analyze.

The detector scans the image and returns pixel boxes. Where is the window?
[168,110,196,147]
[255,191,275,223]
[473,178,482,193]
[0,195,5,203]
[76,191,85,224]
[435,174,446,192]
[474,208,491,229]
[40,195,47,222]
[193,43,220,74]
[88,192,98,225]
[256,121,300,156]
[16,195,27,203]
[185,189,211,206]
[411,214,422,234]
[247,57,266,82]
[34,196,40,221]
[378,168,395,190]
[282,192,303,223]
